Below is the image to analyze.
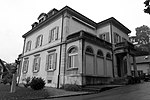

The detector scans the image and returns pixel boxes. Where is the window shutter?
[53,53,57,70]
[40,35,43,46]
[38,57,41,72]
[45,55,49,71]
[29,41,32,51]
[25,42,28,52]
[32,58,36,72]
[114,32,117,43]
[55,27,59,40]
[106,32,110,42]
[49,30,52,43]
[119,36,121,43]
[26,60,29,73]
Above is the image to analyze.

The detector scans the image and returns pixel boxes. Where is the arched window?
[97,49,103,57]
[85,46,94,54]
[68,46,78,69]
[106,53,111,59]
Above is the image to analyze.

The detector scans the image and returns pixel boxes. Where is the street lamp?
[10,59,20,93]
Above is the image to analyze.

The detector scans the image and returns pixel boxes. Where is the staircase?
[82,84,122,92]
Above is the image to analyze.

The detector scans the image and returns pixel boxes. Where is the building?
[19,6,138,88]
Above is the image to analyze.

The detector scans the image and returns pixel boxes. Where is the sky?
[0,0,149,63]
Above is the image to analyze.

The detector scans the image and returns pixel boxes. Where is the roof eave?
[97,17,131,34]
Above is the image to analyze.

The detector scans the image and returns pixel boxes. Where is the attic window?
[31,22,38,28]
[38,13,47,23]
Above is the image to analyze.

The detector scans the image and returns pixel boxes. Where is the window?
[122,37,126,42]
[25,41,32,52]
[35,35,43,48]
[99,32,110,42]
[33,56,41,72]
[68,47,78,69]
[97,50,104,57]
[85,46,93,54]
[46,53,57,71]
[22,58,29,74]
[106,53,112,59]
[114,32,121,43]
[49,27,59,42]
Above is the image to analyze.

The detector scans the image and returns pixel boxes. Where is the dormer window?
[31,22,38,28]
[47,8,58,17]
[37,13,47,23]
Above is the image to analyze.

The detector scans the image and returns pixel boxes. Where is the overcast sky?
[0,0,149,63]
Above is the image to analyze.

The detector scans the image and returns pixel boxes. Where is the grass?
[0,84,84,100]
[0,84,49,100]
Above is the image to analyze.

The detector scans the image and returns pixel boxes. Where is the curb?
[28,92,94,100]
[28,85,123,100]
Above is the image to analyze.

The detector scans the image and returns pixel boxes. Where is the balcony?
[115,41,134,50]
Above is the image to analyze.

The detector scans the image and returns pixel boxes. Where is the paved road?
[47,82,150,100]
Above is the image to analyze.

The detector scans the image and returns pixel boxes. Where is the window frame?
[67,47,79,70]
[22,58,29,74]
[25,41,32,52]
[33,56,41,73]
[35,35,43,48]
[49,26,59,43]
[106,53,112,60]
[46,53,57,71]
[97,49,104,58]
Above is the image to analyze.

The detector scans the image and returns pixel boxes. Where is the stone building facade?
[19,6,138,88]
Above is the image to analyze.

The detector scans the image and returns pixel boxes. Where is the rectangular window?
[49,27,59,42]
[46,53,57,71]
[35,35,43,48]
[23,58,29,74]
[33,56,41,72]
[114,32,121,43]
[68,53,78,69]
[25,41,32,52]
[99,32,109,42]
[122,37,126,42]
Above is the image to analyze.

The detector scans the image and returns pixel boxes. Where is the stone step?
[82,85,122,92]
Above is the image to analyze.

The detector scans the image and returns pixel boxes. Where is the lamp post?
[10,59,20,93]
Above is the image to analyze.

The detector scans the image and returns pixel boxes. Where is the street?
[46,82,150,100]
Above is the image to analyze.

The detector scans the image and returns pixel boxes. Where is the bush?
[127,76,141,84]
[2,73,12,85]
[30,77,45,90]
[61,84,81,91]
[23,77,31,88]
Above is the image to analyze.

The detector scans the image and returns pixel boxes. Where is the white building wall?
[112,25,129,42]
[69,17,96,35]
[20,16,63,87]
[97,24,111,43]
[24,16,63,56]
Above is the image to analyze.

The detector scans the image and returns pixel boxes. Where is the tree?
[144,0,150,14]
[136,25,150,44]
[135,25,150,54]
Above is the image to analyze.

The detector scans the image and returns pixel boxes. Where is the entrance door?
[116,56,121,77]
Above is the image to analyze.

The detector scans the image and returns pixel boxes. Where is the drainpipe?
[110,22,115,78]
[18,38,26,84]
[57,14,64,88]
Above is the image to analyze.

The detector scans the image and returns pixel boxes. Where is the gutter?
[57,14,64,88]
[110,22,115,77]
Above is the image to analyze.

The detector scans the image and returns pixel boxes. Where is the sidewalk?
[34,84,122,100]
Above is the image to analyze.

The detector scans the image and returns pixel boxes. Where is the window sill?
[47,69,55,72]
[33,70,39,73]
[67,67,78,71]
